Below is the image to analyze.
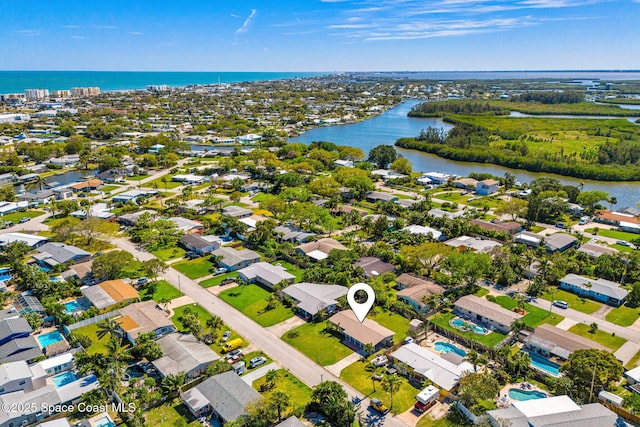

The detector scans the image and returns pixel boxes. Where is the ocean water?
[0,71,325,94]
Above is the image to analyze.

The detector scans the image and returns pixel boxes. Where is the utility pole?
[589,362,597,403]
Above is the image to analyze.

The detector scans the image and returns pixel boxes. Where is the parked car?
[214,267,228,275]
[404,337,415,345]
[135,277,148,286]
[249,356,267,368]
[3,221,13,227]
[222,330,231,342]
[224,349,243,360]
[370,398,389,415]
[19,217,30,223]
[553,300,569,309]
[616,240,633,247]
[371,355,388,367]
[185,251,200,259]
[555,223,566,229]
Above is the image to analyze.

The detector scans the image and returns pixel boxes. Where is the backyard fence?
[64,310,120,333]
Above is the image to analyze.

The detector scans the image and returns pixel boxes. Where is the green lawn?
[540,288,602,314]
[529,225,545,233]
[585,227,639,242]
[139,280,183,303]
[474,288,489,298]
[417,411,473,427]
[369,308,411,344]
[430,311,507,348]
[626,350,640,370]
[171,303,245,353]
[274,261,305,283]
[611,244,635,253]
[242,350,273,372]
[142,175,182,189]
[282,321,354,366]
[219,284,294,327]
[72,321,113,355]
[0,210,45,223]
[144,399,199,426]
[493,296,564,328]
[100,185,121,193]
[251,193,273,203]
[252,369,312,413]
[568,323,627,350]
[126,174,150,181]
[151,246,186,261]
[340,360,421,414]
[172,258,215,279]
[605,304,640,327]
[199,272,239,288]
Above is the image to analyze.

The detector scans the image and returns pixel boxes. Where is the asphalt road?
[112,237,409,427]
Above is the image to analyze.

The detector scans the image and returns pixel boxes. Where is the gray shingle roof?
[561,273,629,300]
[282,283,348,316]
[454,295,522,326]
[153,333,220,377]
[36,242,90,264]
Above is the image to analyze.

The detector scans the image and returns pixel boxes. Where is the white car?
[249,356,267,368]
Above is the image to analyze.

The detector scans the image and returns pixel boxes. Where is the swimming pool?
[37,331,65,347]
[64,299,85,313]
[434,341,467,356]
[529,352,560,375]
[450,318,489,335]
[508,388,547,401]
[52,371,77,387]
[451,319,465,328]
[94,417,116,427]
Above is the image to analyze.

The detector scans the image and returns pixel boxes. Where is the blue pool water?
[64,299,84,313]
[508,388,547,401]
[529,353,561,375]
[37,331,65,347]
[52,371,77,387]
[451,319,465,328]
[94,417,116,427]
[450,318,488,335]
[434,341,467,356]
[0,274,11,282]
[473,325,488,334]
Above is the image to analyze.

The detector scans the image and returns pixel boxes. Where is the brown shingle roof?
[328,310,394,346]
[99,279,139,303]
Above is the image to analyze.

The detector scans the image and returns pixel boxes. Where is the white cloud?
[235,9,257,35]
[71,35,87,40]
[128,31,144,35]
[15,29,41,37]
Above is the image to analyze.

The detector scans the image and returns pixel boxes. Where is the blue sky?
[1,0,639,71]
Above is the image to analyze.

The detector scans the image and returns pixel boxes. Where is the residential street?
[112,238,410,427]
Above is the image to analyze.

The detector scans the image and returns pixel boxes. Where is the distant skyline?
[2,0,639,71]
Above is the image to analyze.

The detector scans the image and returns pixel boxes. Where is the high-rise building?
[24,89,50,100]
[71,87,101,97]
[51,90,71,98]
[147,84,170,92]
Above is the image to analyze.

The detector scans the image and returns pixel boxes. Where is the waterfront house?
[180,371,261,422]
[211,247,260,271]
[96,169,125,183]
[453,295,522,334]
[282,282,347,320]
[476,179,499,195]
[328,310,394,352]
[454,178,478,190]
[152,333,220,379]
[237,262,295,289]
[559,273,628,307]
[69,179,103,193]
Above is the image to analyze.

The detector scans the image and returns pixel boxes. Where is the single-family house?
[470,219,522,235]
[354,257,395,278]
[402,225,444,240]
[625,366,640,385]
[275,417,307,427]
[390,342,474,393]
[169,217,203,233]
[35,352,75,376]
[69,179,103,193]
[365,191,398,203]
[48,155,79,167]
[295,238,348,261]
[454,295,523,334]
[282,282,348,320]
[0,360,46,394]
[96,169,125,183]
[112,189,157,204]
[454,178,478,190]
[594,210,640,227]
[33,242,91,267]
[237,262,295,289]
[0,317,41,363]
[152,333,220,379]
[428,208,466,220]
[0,201,28,215]
[545,233,579,253]
[328,310,394,352]
[274,225,316,243]
[212,247,260,271]
[524,323,606,363]
[117,300,176,344]
[0,173,16,186]
[222,205,253,219]
[476,179,499,195]
[182,199,207,214]
[559,274,628,307]
[117,209,157,226]
[0,232,49,249]
[180,234,220,255]
[17,190,56,205]
[172,174,206,185]
[444,235,502,253]
[81,279,139,310]
[180,371,261,422]
[397,280,445,312]
[487,395,620,427]
[577,242,619,259]
[514,231,542,247]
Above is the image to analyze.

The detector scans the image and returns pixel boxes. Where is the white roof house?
[282,283,348,317]
[402,225,443,240]
[237,262,295,289]
[390,343,474,391]
[0,232,49,248]
[444,235,502,253]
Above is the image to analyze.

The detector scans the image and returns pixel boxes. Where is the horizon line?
[0,69,639,73]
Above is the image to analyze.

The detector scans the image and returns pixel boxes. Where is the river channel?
[288,100,640,208]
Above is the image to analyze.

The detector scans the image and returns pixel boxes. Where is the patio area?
[422,331,471,358]
[497,382,550,408]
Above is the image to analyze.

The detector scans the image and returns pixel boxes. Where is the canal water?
[288,100,640,207]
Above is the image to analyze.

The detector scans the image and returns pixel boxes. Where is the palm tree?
[381,374,402,414]
[363,343,375,357]
[265,369,279,390]
[161,372,186,399]
[271,390,290,421]
[609,196,617,211]
[206,315,222,333]
[96,318,121,340]
[159,297,171,312]
[105,336,132,381]
[465,349,480,372]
